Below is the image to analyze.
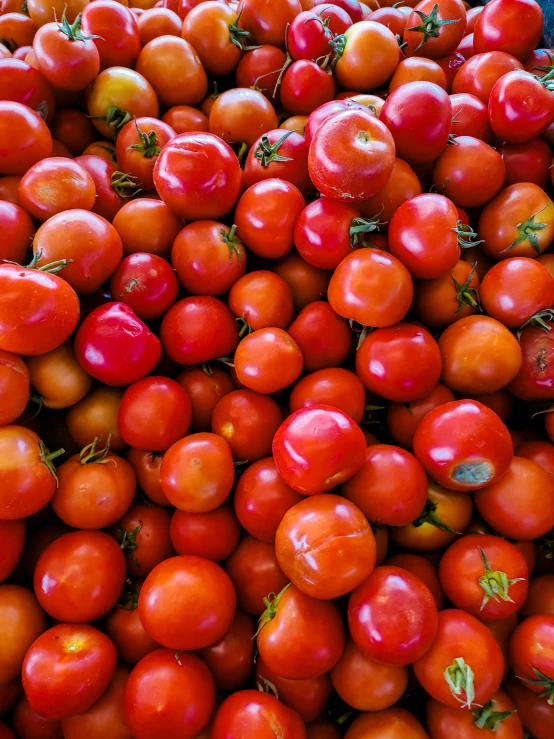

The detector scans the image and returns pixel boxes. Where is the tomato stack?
[1,0,554,736]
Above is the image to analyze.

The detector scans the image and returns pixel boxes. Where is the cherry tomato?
[234,327,303,394]
[82,0,141,69]
[243,128,311,195]
[333,21,399,92]
[344,708,429,739]
[272,253,331,311]
[403,0,466,59]
[290,367,366,423]
[211,690,307,739]
[170,504,241,562]
[473,0,543,60]
[66,386,125,451]
[426,690,523,739]
[105,581,160,665]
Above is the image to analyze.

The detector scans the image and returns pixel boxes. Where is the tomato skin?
[358,157,423,224]
[488,71,554,143]
[112,503,174,579]
[0,349,30,427]
[235,45,287,102]
[113,199,182,258]
[273,405,366,495]
[105,582,160,665]
[237,0,302,47]
[343,444,428,526]
[500,138,552,188]
[234,328,303,394]
[211,690,307,739]
[504,675,554,739]
[509,615,554,699]
[413,400,513,492]
[123,648,215,739]
[287,301,351,369]
[0,585,46,684]
[34,531,127,622]
[404,0,466,59]
[138,555,236,650]
[449,92,492,142]
[348,566,438,667]
[334,21,399,92]
[162,104,208,133]
[304,98,365,145]
[0,520,25,583]
[439,534,529,622]
[22,624,117,722]
[115,117,176,193]
[389,56,447,90]
[0,101,52,175]
[154,132,241,220]
[33,19,100,92]
[518,440,554,477]
[386,383,455,449]
[12,695,63,739]
[80,0,140,68]
[508,326,554,401]
[414,260,480,329]
[110,253,178,321]
[0,58,55,124]
[176,366,235,433]
[309,108,395,201]
[0,200,34,264]
[66,385,125,451]
[344,708,428,739]
[452,50,523,103]
[474,457,554,540]
[290,367,366,424]
[426,691,523,739]
[170,504,241,562]
[74,303,161,386]
[287,9,334,60]
[276,494,376,600]
[160,432,235,513]
[200,610,255,691]
[244,129,310,195]
[229,271,293,330]
[380,82,452,164]
[474,0,543,60]
[209,88,278,147]
[281,60,335,116]
[182,2,242,76]
[328,249,413,327]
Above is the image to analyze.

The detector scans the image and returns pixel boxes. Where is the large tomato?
[177,366,235,432]
[81,0,141,69]
[182,1,244,77]
[488,71,554,143]
[237,0,302,48]
[386,383,455,449]
[288,301,352,369]
[473,0,543,60]
[211,690,307,739]
[0,101,52,175]
[289,367,366,423]
[426,690,523,739]
[403,0,466,59]
[0,58,55,123]
[333,21,399,92]
[0,585,46,684]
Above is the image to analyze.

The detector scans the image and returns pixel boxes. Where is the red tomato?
[518,440,554,476]
[170,504,241,562]
[113,198,182,258]
[182,1,243,76]
[115,116,175,193]
[162,103,209,133]
[0,520,26,583]
[110,253,178,320]
[74,303,161,386]
[0,585,46,685]
[413,399,513,491]
[308,108,395,201]
[176,366,236,433]
[358,157,423,224]
[288,301,352,370]
[272,252,331,311]
[237,0,302,48]
[500,137,552,188]
[243,128,311,195]
[22,624,117,721]
[389,56,447,90]
[413,260,480,328]
[153,132,241,220]
[473,0,543,60]
[505,675,554,739]
[111,502,174,578]
[386,383,455,449]
[426,690,523,739]
[0,349,30,427]
[488,71,554,143]
[18,158,95,222]
[275,493,376,599]
[287,9,334,60]
[333,21,399,92]
[138,555,236,650]
[233,327,303,394]
[509,615,554,701]
[12,695,63,739]
[0,200,34,264]
[200,610,255,691]
[34,530,126,622]
[138,7,183,44]
[449,91,493,141]
[403,0,466,59]
[123,648,215,739]
[211,690,307,739]
[229,270,293,330]
[105,581,160,665]
[385,553,444,609]
[452,50,523,103]
[343,444,428,526]
[0,101,52,175]
[272,405,366,495]
[290,367,366,423]
[235,44,287,101]
[344,708,428,739]
[82,0,141,69]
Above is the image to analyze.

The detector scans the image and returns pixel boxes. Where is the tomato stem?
[117,580,140,610]
[57,10,101,41]
[111,170,141,198]
[452,262,481,313]
[516,309,554,340]
[79,435,115,465]
[128,121,160,158]
[477,546,524,611]
[235,315,253,337]
[229,7,260,51]
[349,213,385,247]
[221,224,243,264]
[39,442,64,485]
[254,583,292,638]
[413,499,459,534]
[520,667,554,704]
[118,521,143,568]
[406,3,460,50]
[504,206,548,255]
[472,700,513,730]
[444,657,476,708]
[254,130,295,167]
[452,221,483,248]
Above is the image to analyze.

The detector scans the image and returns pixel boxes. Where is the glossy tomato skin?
[182,2,242,76]
[358,157,423,223]
[229,271,293,330]
[138,555,236,650]
[356,323,442,402]
[276,494,376,600]
[199,610,255,691]
[153,132,241,220]
[75,303,161,386]
[488,71,554,143]
[170,504,241,562]
[33,19,100,92]
[273,405,366,495]
[0,520,26,583]
[0,349,30,427]
[404,0,466,59]
[426,690,523,739]
[290,367,366,423]
[115,117,176,193]
[509,326,554,401]
[333,21,399,92]
[113,199,182,258]
[0,200,34,264]
[234,328,303,394]
[473,0,543,60]
[211,690,307,739]
[439,534,529,622]
[413,400,513,491]
[0,585,46,684]
[500,137,552,187]
[452,50,523,103]
[413,260,480,328]
[105,582,160,666]
[380,82,452,164]
[414,609,504,709]
[22,624,117,721]
[81,0,141,69]
[123,648,215,739]
[348,566,438,667]
[504,676,554,739]
[509,615,554,699]
[34,531,127,622]
[344,707,428,739]
[110,253,179,321]
[161,296,239,365]
[0,101,52,175]
[244,128,311,195]
[112,503,174,579]
[309,108,395,201]
[287,301,352,370]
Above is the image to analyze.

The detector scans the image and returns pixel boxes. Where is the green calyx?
[254,129,295,167]
[444,657,476,708]
[118,521,143,568]
[452,262,481,314]
[117,581,139,610]
[503,206,548,255]
[478,546,525,611]
[254,583,291,638]
[39,441,64,484]
[221,224,243,265]
[406,3,460,50]
[452,220,484,249]
[350,213,385,247]
[111,170,140,198]
[517,309,554,340]
[79,435,113,465]
[235,315,253,338]
[413,499,459,534]
[128,122,160,158]
[229,8,259,51]
[92,107,133,137]
[472,700,513,730]
[520,667,554,705]
[57,11,100,42]
[330,33,346,67]
[22,249,73,274]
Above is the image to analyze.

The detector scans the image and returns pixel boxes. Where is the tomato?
[170,504,240,562]
[489,71,554,143]
[182,1,243,76]
[0,13,36,48]
[0,349,29,427]
[413,399,513,491]
[75,303,161,385]
[280,60,335,116]
[257,583,344,679]
[105,582,159,665]
[211,690,306,739]
[34,530,126,621]
[475,456,554,540]
[22,624,117,721]
[474,0,543,60]
[17,158,93,223]
[413,260,480,329]
[256,655,330,723]
[137,7,182,44]
[154,132,241,220]
[243,129,310,197]
[229,271,293,330]
[0,58,55,124]
[287,9,334,60]
[209,87,278,148]
[66,386,125,450]
[509,614,554,701]
[73,154,136,222]
[518,440,554,477]
[82,0,141,69]
[501,138,552,188]
[176,366,235,433]
[211,389,282,461]
[273,257,331,312]
[0,200,34,264]
[344,708,428,739]
[123,648,215,739]
[113,198,182,258]
[358,157,423,224]
[380,82,451,164]
[0,585,45,685]
[0,520,25,583]
[348,565,438,666]
[0,678,22,718]
[509,325,554,400]
[113,504,173,580]
[449,92,493,142]
[225,535,289,615]
[275,494,375,599]
[309,108,395,201]
[343,444,427,526]
[161,103,209,133]
[389,56,447,91]
[12,695,63,739]
[236,44,287,101]
[328,249,413,327]
[333,21,398,91]
[452,50,523,104]
[138,555,235,649]
[233,328,303,394]
[304,98,365,144]
[426,690,523,739]
[505,675,554,739]
[0,101,52,175]
[386,383,454,449]
[27,343,90,412]
[115,117,175,193]
[290,367,365,423]
[199,610,255,691]
[273,405,366,495]
[371,6,407,36]
[237,0,302,47]
[403,0,466,59]
[110,253,178,321]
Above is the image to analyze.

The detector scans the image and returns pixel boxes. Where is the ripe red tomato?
[403,0,466,59]
[243,128,310,195]
[0,101,52,175]
[12,694,63,739]
[75,303,161,386]
[34,530,126,622]
[105,581,160,665]
[211,690,307,739]
[123,648,215,739]
[112,502,174,578]
[18,158,95,222]
[426,690,523,739]
[500,137,552,187]
[333,21,399,92]
[290,367,366,423]
[229,270,293,330]
[344,707,428,739]
[0,349,30,427]
[235,44,287,101]
[0,200,34,264]
[348,565,438,666]
[115,116,175,193]
[413,260,480,328]
[452,50,523,103]
[66,385,125,451]
[182,1,243,77]
[414,609,504,709]
[170,504,241,562]
[276,493,375,599]
[113,198,182,258]
[273,405,366,495]
[439,534,529,622]
[488,70,554,143]
[110,253,179,321]
[413,399,513,491]
[153,132,241,220]
[505,675,554,739]
[22,624,117,721]
[473,0,543,60]
[287,301,352,370]
[343,444,428,526]
[81,0,141,69]
[309,108,395,200]
[0,585,46,684]
[509,615,554,701]
[138,555,236,650]
[386,383,455,449]
[200,610,256,691]
[176,366,235,432]
[358,157,423,223]
[233,327,303,394]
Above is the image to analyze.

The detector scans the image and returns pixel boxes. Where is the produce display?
[2,0,554,736]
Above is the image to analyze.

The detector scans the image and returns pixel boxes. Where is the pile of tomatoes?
[3,0,554,736]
